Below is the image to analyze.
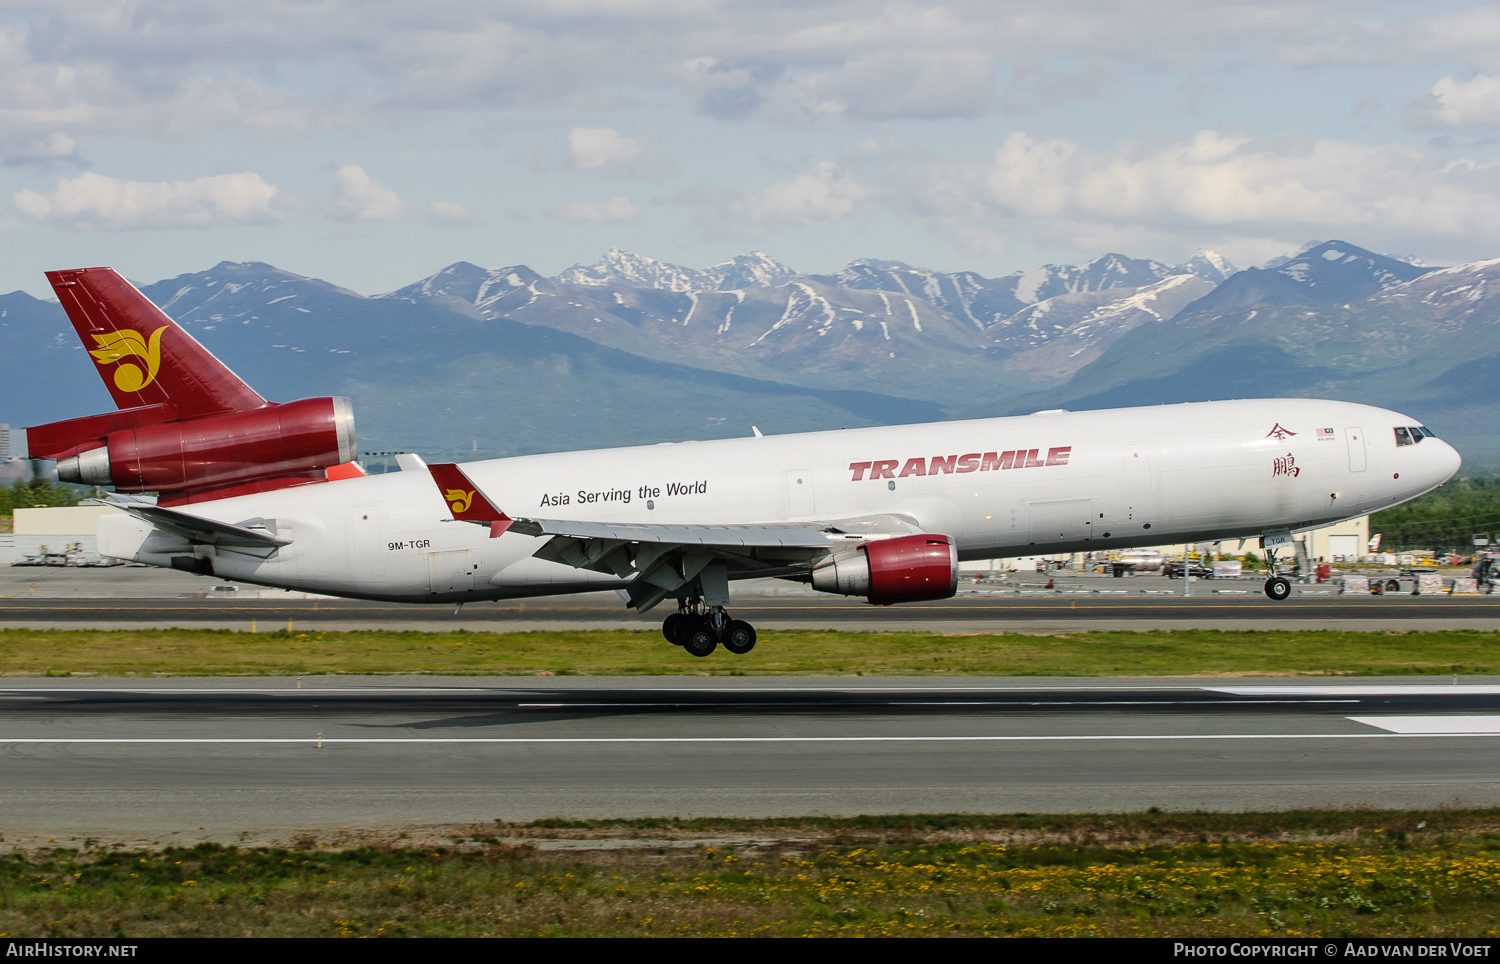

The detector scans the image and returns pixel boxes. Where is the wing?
[424,462,921,612]
[519,514,922,613]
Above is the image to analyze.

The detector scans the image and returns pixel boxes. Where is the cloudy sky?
[4,0,1500,296]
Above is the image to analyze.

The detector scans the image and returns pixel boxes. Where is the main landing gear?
[1262,547,1292,601]
[662,599,756,658]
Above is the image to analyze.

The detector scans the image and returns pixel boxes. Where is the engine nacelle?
[811,533,958,605]
[57,396,356,493]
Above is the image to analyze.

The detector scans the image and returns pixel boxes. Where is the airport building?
[960,514,1374,573]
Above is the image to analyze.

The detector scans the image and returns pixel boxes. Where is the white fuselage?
[98,399,1461,604]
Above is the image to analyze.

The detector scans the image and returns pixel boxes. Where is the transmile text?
[848,447,1072,482]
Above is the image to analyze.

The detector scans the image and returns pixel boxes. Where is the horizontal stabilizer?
[101,496,289,548]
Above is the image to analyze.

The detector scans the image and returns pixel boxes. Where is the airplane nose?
[1434,439,1462,483]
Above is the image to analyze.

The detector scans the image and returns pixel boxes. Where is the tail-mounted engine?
[811,533,959,605]
[25,266,362,505]
[44,396,356,495]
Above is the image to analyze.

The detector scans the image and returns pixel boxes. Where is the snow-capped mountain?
[552,249,798,292]
[380,248,1245,395]
[1182,240,1430,314]
[12,241,1500,466]
[1175,250,1237,282]
[991,273,1221,377]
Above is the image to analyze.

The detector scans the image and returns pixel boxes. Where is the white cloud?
[567,126,645,170]
[1406,74,1500,132]
[1,1,1476,144]
[756,51,1000,124]
[328,165,405,222]
[702,162,868,240]
[1,132,81,167]
[555,195,641,223]
[13,170,286,230]
[877,130,1500,261]
[550,126,677,181]
[327,165,477,225]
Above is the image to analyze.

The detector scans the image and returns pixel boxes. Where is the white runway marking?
[1349,716,1500,734]
[516,700,1358,708]
[1210,685,1500,696]
[0,732,1497,746]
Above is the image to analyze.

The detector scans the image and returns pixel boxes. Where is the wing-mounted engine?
[811,533,959,605]
[23,266,362,505]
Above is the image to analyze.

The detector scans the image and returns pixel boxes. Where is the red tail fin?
[46,267,265,417]
[428,463,512,537]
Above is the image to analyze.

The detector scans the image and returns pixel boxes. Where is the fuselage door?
[427,549,474,594]
[1346,427,1367,472]
[786,469,816,519]
[1120,442,1157,524]
[348,505,384,579]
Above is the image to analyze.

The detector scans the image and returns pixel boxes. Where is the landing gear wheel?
[1264,576,1291,601]
[683,624,718,657]
[722,620,757,655]
[663,612,686,646]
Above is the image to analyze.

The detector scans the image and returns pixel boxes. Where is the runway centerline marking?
[1,732,1498,745]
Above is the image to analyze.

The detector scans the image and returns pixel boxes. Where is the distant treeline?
[1369,476,1500,551]
[0,478,82,517]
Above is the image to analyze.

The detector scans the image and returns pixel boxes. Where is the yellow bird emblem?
[88,326,167,393]
[445,489,475,514]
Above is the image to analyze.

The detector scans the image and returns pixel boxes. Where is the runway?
[2,581,1500,632]
[3,594,1498,633]
[3,565,1498,631]
[2,676,1499,842]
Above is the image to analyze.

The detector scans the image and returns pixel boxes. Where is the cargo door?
[1346,427,1367,472]
[1028,499,1095,546]
[427,549,473,594]
[785,468,816,518]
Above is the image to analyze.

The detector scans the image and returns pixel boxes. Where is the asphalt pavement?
[1,675,1498,842]
[2,565,1496,631]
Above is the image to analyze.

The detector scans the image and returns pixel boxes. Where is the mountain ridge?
[5,240,1498,468]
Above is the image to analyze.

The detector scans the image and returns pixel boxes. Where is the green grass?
[2,627,1499,677]
[5,811,1500,937]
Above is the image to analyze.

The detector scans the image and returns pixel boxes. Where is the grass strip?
[3,810,1499,937]
[2,627,1500,677]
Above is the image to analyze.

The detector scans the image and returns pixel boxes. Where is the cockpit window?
[1394,426,1413,446]
[1410,426,1425,443]
[1417,426,1437,439]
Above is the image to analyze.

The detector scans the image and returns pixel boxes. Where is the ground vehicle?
[1162,561,1214,579]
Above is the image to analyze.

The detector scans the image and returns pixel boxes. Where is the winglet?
[427,463,512,537]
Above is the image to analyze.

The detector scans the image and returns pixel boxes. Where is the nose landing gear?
[662,598,757,657]
[1262,546,1293,600]
[1264,576,1292,600]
